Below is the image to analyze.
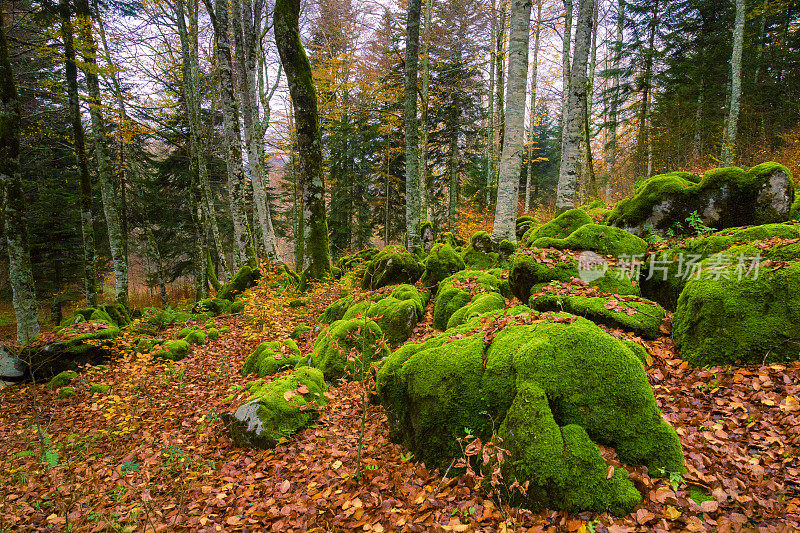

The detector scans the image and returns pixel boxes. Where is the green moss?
[420,243,466,286]
[192,298,231,316]
[89,309,115,325]
[461,231,499,270]
[516,216,537,239]
[523,209,593,246]
[392,284,429,308]
[362,245,425,290]
[446,292,506,329]
[207,328,220,340]
[688,485,714,505]
[57,386,76,399]
[530,293,666,339]
[367,296,422,347]
[49,370,77,389]
[223,367,328,449]
[289,298,309,308]
[153,340,191,361]
[531,224,647,258]
[309,319,389,381]
[336,248,379,272]
[242,339,301,376]
[320,295,354,324]
[342,300,371,320]
[433,270,511,330]
[290,324,313,339]
[136,338,165,353]
[90,383,110,394]
[217,266,260,301]
[219,326,230,334]
[673,251,800,366]
[622,340,649,364]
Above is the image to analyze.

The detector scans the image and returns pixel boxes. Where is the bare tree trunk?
[75,0,129,306]
[605,0,623,174]
[485,0,496,206]
[753,0,768,84]
[403,0,422,252]
[636,1,657,177]
[420,0,433,222]
[721,0,745,166]
[559,0,573,139]
[1,9,40,343]
[583,0,598,199]
[60,0,98,307]
[692,80,704,163]
[525,0,541,212]
[274,0,331,278]
[145,229,169,308]
[555,0,594,212]
[449,129,459,231]
[491,0,532,242]
[495,0,508,180]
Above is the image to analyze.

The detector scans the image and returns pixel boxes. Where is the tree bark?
[485,0,496,206]
[636,0,657,177]
[60,0,98,307]
[525,0,541,211]
[605,0,623,174]
[559,0,573,139]
[583,0,597,198]
[491,0,532,242]
[403,0,422,252]
[495,0,508,179]
[420,0,433,222]
[75,0,129,306]
[274,0,331,278]
[721,0,745,166]
[1,9,40,343]
[555,0,593,212]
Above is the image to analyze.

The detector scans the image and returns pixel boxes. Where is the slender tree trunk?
[491,0,532,242]
[692,80,704,162]
[606,0,623,174]
[75,0,129,306]
[495,0,508,180]
[275,0,331,278]
[525,0,541,211]
[232,0,279,262]
[555,0,593,212]
[145,229,169,308]
[559,0,573,139]
[420,0,433,222]
[753,0,768,84]
[1,10,40,343]
[449,128,459,231]
[583,0,597,198]
[485,0,496,206]
[636,1,657,177]
[721,0,745,166]
[60,0,98,307]
[403,0,422,252]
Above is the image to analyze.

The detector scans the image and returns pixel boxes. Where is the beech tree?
[403,0,423,252]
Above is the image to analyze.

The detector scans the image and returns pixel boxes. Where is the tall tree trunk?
[555,0,593,212]
[60,0,98,306]
[274,0,331,278]
[692,80,704,162]
[205,0,254,270]
[491,0,532,242]
[559,0,573,139]
[420,0,433,222]
[449,128,459,231]
[636,1,657,177]
[174,0,209,299]
[232,0,279,262]
[721,0,745,166]
[1,9,40,343]
[485,0,496,206]
[525,0,541,212]
[494,0,508,180]
[605,0,623,174]
[75,0,129,306]
[583,0,597,198]
[753,0,768,84]
[145,229,169,308]
[403,0,422,252]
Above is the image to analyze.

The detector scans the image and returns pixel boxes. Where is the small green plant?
[121,460,140,475]
[686,211,716,236]
[669,471,684,491]
[400,451,414,462]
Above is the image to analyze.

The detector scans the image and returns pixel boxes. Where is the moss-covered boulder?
[376,313,684,515]
[420,243,466,287]
[446,292,506,329]
[153,340,191,361]
[673,243,800,366]
[242,339,302,377]
[23,321,121,379]
[522,209,593,246]
[641,222,800,309]
[48,370,77,389]
[207,328,220,340]
[223,367,328,449]
[433,269,511,330]
[90,383,110,394]
[217,265,260,301]
[362,245,424,290]
[289,324,313,339]
[608,163,795,235]
[309,319,389,381]
[192,298,231,316]
[336,248,380,272]
[530,290,666,339]
[516,216,537,239]
[57,386,76,399]
[509,249,639,304]
[319,295,354,324]
[462,231,501,269]
[530,224,647,258]
[62,303,130,328]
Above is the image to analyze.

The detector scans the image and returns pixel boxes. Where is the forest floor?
[1,279,799,532]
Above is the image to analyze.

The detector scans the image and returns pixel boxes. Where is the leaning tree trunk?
[1,9,40,343]
[491,0,532,242]
[525,0,542,211]
[555,0,594,212]
[75,0,129,306]
[721,0,745,166]
[274,0,331,279]
[60,0,97,307]
[403,0,423,252]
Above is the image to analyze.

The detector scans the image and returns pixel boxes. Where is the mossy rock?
[319,295,354,324]
[223,367,328,449]
[135,338,166,353]
[437,231,465,248]
[207,328,220,340]
[673,246,800,366]
[462,231,501,269]
[309,319,389,381]
[516,216,537,239]
[433,269,511,331]
[49,370,77,389]
[192,298,231,316]
[336,248,380,272]
[530,224,647,258]
[446,292,506,329]
[217,266,260,301]
[289,324,312,339]
[90,383,110,394]
[641,222,800,309]
[177,327,195,339]
[523,209,593,246]
[153,340,191,362]
[608,163,795,234]
[219,326,230,334]
[362,245,424,290]
[420,243,466,287]
[23,324,121,380]
[242,340,302,377]
[57,386,76,399]
[289,298,309,308]
[229,299,245,314]
[375,314,684,515]
[367,296,423,347]
[530,293,666,339]
[509,250,639,304]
